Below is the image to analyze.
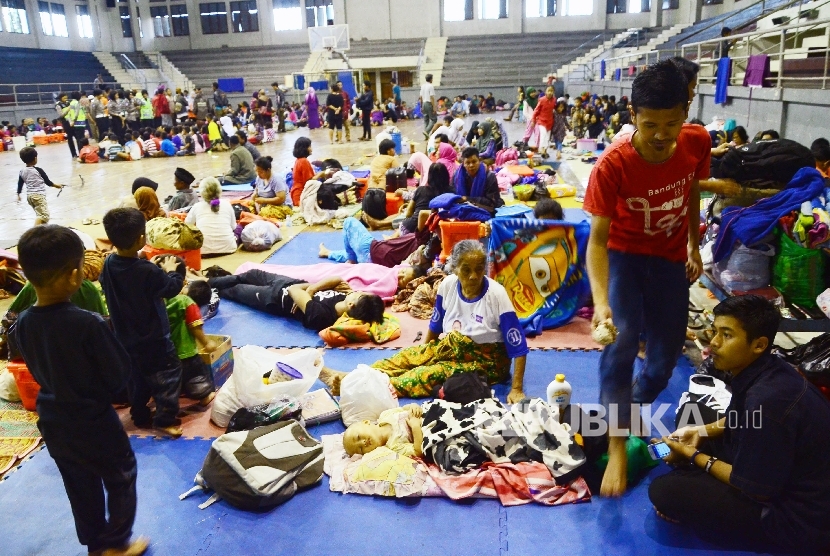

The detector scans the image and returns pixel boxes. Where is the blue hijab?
[455,162,487,199]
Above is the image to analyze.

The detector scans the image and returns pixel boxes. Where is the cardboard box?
[200,335,234,389]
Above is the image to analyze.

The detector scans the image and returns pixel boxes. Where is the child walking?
[17,147,63,225]
[10,225,148,556]
[100,208,186,438]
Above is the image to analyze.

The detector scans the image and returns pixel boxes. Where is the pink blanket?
[234,262,399,300]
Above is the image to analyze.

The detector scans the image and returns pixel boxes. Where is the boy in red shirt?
[583,60,710,497]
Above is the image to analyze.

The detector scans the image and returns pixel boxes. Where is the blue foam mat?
[203,298,324,347]
[0,350,776,555]
[262,230,385,266]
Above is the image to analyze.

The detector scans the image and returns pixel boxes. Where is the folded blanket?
[300,180,335,225]
[234,262,400,301]
[319,312,402,347]
[322,433,590,506]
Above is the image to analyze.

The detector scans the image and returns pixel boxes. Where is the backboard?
[308,24,349,52]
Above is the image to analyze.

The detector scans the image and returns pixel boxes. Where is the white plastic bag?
[557,162,585,198]
[233,346,322,409]
[0,369,20,402]
[240,220,281,251]
[817,288,830,319]
[210,376,241,428]
[339,365,398,427]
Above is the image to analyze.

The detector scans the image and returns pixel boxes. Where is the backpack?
[179,420,324,511]
[362,188,387,219]
[715,139,815,187]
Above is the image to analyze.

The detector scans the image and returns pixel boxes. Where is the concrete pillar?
[650,0,663,27]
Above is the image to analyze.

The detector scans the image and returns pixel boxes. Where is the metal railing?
[0,82,119,107]
[119,54,148,90]
[146,52,195,92]
[577,0,815,82]
[682,15,830,88]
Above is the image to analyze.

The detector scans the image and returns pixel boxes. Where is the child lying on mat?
[343,404,424,458]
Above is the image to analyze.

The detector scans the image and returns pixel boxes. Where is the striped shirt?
[18,166,54,195]
[142,138,157,156]
[107,144,124,161]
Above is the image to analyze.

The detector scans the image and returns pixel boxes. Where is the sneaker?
[101,537,149,556]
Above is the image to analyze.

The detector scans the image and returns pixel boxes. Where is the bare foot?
[600,436,628,497]
[318,243,331,258]
[654,508,681,524]
[101,537,149,556]
[319,367,348,395]
[637,340,646,360]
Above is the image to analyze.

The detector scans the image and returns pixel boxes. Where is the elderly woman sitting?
[185,177,237,256]
[321,240,529,403]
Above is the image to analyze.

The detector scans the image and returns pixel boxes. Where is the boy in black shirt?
[100,208,185,437]
[10,225,148,556]
[650,295,830,554]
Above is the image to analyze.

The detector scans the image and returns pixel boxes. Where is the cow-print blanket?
[421,398,586,482]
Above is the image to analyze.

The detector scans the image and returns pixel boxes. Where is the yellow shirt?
[378,407,415,458]
[369,154,396,189]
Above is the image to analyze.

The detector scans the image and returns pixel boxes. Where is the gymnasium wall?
[0,0,740,53]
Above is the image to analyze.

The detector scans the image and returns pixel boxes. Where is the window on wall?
[200,2,228,33]
[606,0,625,13]
[119,5,131,36]
[526,0,555,17]
[703,0,723,4]
[170,3,188,35]
[444,0,472,20]
[662,0,678,8]
[39,2,68,36]
[75,3,93,37]
[1,0,30,33]
[479,0,507,19]
[305,0,332,27]
[272,0,300,31]
[150,5,170,36]
[230,0,257,32]
[564,0,592,15]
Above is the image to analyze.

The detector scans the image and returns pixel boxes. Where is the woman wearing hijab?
[407,152,432,188]
[134,187,166,222]
[436,142,459,179]
[428,118,466,152]
[306,87,321,130]
[521,87,540,145]
[475,121,497,162]
[454,147,503,215]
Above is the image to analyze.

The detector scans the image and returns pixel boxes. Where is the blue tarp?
[489,218,590,335]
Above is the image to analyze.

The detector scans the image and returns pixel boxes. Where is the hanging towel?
[614,68,621,81]
[712,168,825,263]
[743,55,771,87]
[628,65,636,76]
[600,60,607,80]
[714,57,731,105]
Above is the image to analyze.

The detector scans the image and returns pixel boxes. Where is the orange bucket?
[8,360,40,412]
[438,220,487,262]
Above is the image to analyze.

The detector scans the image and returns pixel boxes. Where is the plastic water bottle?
[546,374,572,418]
[284,215,293,228]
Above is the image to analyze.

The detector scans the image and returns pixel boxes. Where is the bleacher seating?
[658,0,794,54]
[614,27,667,50]
[163,44,310,94]
[345,38,424,58]
[441,30,616,87]
[0,47,115,106]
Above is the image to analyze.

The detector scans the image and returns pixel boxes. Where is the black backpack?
[362,188,387,219]
[715,139,815,187]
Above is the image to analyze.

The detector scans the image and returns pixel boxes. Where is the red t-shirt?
[532,96,556,130]
[583,123,711,263]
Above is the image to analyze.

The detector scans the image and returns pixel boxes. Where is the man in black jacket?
[356,80,374,141]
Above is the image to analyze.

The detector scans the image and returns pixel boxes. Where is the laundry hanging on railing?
[743,54,771,87]
[600,60,607,80]
[715,57,731,105]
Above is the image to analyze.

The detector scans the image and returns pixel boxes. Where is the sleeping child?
[343,404,424,457]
